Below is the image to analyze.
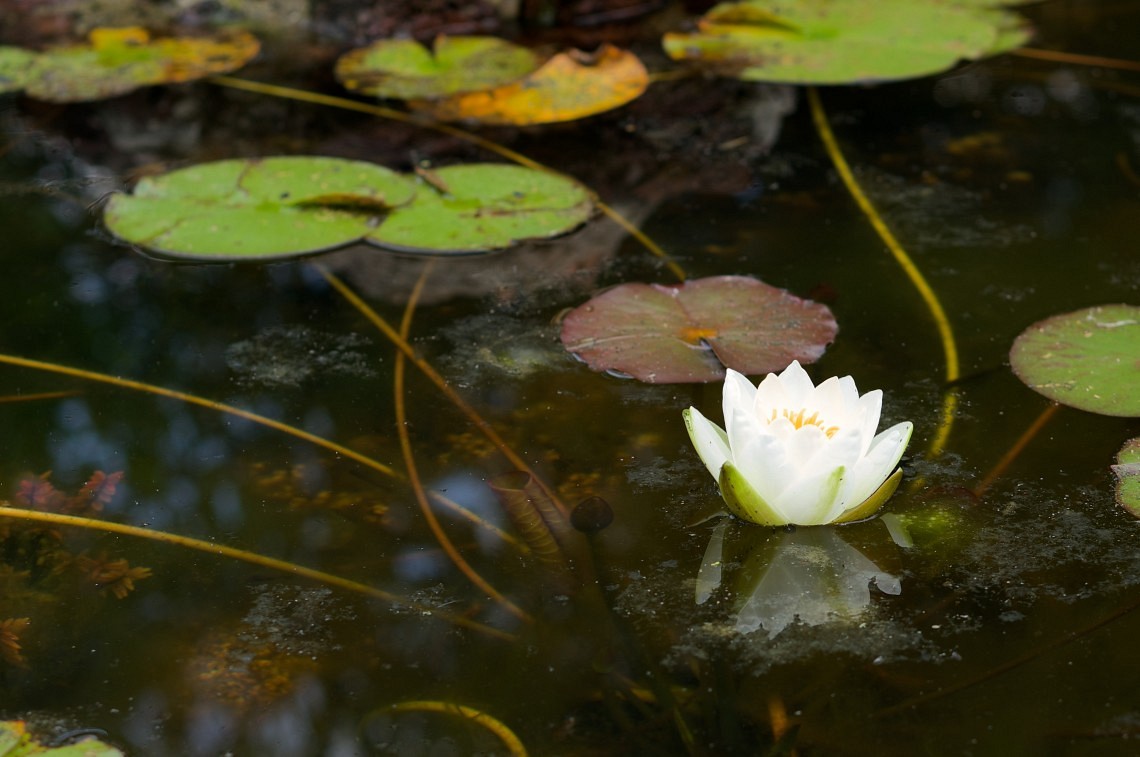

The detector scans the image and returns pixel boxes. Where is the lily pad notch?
[103,157,596,261]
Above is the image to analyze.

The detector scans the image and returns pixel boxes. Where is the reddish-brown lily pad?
[560,275,837,383]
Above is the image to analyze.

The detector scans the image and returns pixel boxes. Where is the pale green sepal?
[683,406,731,480]
[832,468,903,524]
[808,464,847,525]
[718,462,788,526]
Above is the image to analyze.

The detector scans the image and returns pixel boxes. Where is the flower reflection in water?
[697,521,901,638]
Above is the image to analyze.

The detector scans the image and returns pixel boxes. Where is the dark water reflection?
[3,2,1140,754]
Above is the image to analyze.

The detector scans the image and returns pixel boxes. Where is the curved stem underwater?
[393,260,533,623]
[0,352,401,481]
[807,87,961,461]
[0,506,513,641]
[314,264,572,519]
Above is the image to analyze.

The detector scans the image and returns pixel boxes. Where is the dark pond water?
[2,2,1140,755]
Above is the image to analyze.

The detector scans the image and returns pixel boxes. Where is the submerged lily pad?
[369,164,594,254]
[0,26,259,102]
[1009,304,1140,417]
[662,0,1031,85]
[335,35,539,99]
[104,156,416,261]
[411,45,649,126]
[560,275,837,383]
[1113,438,1140,519]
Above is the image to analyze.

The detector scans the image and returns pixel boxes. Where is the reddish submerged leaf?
[560,275,837,383]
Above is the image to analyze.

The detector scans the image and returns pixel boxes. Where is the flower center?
[771,407,839,438]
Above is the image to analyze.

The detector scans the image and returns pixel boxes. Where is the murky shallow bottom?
[3,3,1140,755]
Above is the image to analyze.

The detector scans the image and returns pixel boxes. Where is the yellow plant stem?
[431,489,525,551]
[0,506,513,641]
[0,390,80,403]
[807,87,960,459]
[314,264,571,519]
[0,353,401,482]
[1012,47,1140,73]
[598,203,686,282]
[973,402,1060,498]
[393,260,533,623]
[382,701,528,757]
[208,75,686,281]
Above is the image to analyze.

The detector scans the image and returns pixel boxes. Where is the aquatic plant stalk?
[0,353,402,481]
[430,489,525,551]
[379,701,527,757]
[1012,47,1140,73]
[393,260,533,623]
[0,390,80,404]
[314,264,571,519]
[807,87,960,459]
[0,506,513,641]
[208,75,686,281]
[973,401,1060,498]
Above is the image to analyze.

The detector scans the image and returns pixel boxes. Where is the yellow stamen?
[770,407,839,438]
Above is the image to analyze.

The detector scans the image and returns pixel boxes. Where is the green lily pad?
[104,156,417,261]
[1113,437,1140,519]
[662,0,1032,85]
[0,47,36,94]
[0,720,122,756]
[560,275,838,383]
[1009,304,1140,417]
[0,27,259,103]
[368,164,594,254]
[335,35,539,100]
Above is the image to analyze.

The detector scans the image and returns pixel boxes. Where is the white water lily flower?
[683,361,913,526]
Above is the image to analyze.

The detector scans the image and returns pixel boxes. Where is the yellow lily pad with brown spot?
[0,26,259,103]
[410,45,648,126]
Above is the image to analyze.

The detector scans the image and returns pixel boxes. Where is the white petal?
[728,411,799,506]
[775,360,815,405]
[722,369,758,441]
[802,424,864,474]
[836,375,861,409]
[810,375,848,421]
[753,369,791,419]
[784,424,835,471]
[800,427,865,523]
[683,407,731,482]
[842,421,913,510]
[854,389,883,455]
[775,464,846,525]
